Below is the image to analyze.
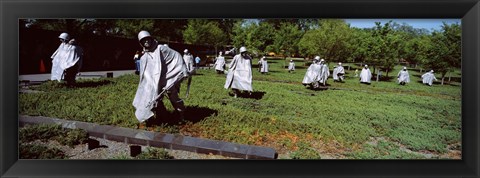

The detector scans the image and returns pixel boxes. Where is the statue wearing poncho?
[332,66,339,81]
[288,61,295,72]
[224,48,253,92]
[214,52,226,73]
[302,60,321,87]
[50,36,81,82]
[183,50,195,74]
[359,66,372,84]
[132,38,187,123]
[318,64,330,86]
[336,64,345,82]
[259,57,269,74]
[421,70,437,86]
[397,68,410,85]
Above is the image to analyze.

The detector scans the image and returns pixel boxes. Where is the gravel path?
[30,136,237,159]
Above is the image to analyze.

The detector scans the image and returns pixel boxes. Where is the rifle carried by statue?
[146,73,186,108]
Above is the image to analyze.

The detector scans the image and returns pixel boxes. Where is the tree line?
[21,19,460,85]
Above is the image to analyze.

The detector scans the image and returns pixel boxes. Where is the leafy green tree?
[24,19,158,39]
[231,20,275,56]
[231,20,249,50]
[213,19,241,45]
[271,22,303,58]
[183,19,228,53]
[244,22,275,56]
[270,22,304,68]
[392,22,430,69]
[297,29,319,59]
[152,19,188,43]
[424,22,461,85]
[403,35,431,68]
[298,19,353,62]
[114,19,155,38]
[262,19,296,29]
[23,19,97,37]
[391,22,430,38]
[102,19,186,41]
[262,19,318,32]
[368,21,401,77]
[349,28,374,64]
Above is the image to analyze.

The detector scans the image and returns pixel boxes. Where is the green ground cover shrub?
[347,139,428,159]
[19,124,89,159]
[20,124,89,147]
[111,148,174,159]
[19,61,461,159]
[135,148,174,159]
[20,144,66,159]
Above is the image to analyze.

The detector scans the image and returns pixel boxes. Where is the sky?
[344,19,461,31]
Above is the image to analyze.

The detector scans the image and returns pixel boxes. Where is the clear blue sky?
[344,19,460,31]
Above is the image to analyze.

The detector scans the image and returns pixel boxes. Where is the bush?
[57,129,89,148]
[20,144,66,159]
[19,124,65,143]
[135,148,174,159]
[20,124,89,148]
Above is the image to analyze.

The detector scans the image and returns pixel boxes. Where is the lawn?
[19,57,461,159]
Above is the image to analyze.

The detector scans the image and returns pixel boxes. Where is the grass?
[19,57,461,159]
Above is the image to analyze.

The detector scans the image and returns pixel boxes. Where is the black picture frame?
[2,0,479,177]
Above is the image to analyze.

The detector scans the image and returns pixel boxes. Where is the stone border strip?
[19,115,277,159]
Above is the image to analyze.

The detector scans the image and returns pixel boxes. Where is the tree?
[392,22,431,69]
[244,22,275,56]
[24,19,158,39]
[251,22,275,56]
[403,35,431,68]
[183,19,228,53]
[114,19,155,39]
[267,22,304,69]
[231,20,275,57]
[213,19,241,45]
[441,23,462,69]
[231,20,249,50]
[349,28,373,64]
[271,22,303,58]
[368,21,401,77]
[24,19,97,37]
[152,19,188,43]
[424,22,461,85]
[391,22,430,38]
[298,19,353,62]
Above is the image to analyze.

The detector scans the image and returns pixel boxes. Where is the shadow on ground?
[148,105,218,126]
[371,76,395,82]
[228,91,266,100]
[304,84,330,91]
[283,66,307,69]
